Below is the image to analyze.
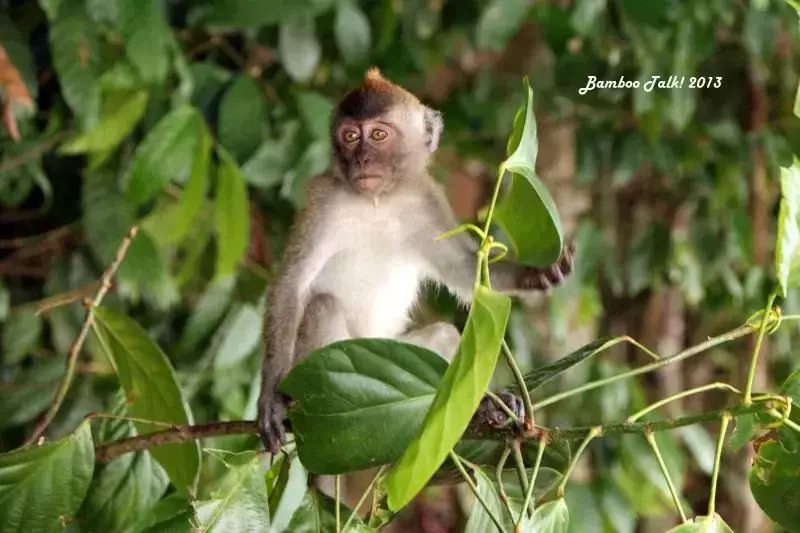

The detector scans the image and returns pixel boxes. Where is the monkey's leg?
[398,321,460,361]
[294,293,351,361]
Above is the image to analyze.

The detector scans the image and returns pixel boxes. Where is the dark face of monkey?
[330,69,442,195]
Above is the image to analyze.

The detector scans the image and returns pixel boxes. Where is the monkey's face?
[333,117,408,194]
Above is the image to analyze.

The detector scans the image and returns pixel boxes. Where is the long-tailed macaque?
[258,68,575,453]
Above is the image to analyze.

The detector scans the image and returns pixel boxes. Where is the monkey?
[257,68,575,454]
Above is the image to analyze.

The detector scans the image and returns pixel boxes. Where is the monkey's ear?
[423,107,443,153]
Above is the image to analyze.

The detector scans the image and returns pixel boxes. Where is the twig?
[708,413,731,517]
[449,451,505,533]
[23,225,139,446]
[645,432,686,522]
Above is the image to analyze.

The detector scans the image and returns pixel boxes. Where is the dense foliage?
[2,0,800,531]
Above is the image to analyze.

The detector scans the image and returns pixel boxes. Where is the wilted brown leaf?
[0,42,35,140]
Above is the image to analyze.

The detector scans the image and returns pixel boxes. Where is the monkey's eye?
[342,130,359,143]
[370,128,388,141]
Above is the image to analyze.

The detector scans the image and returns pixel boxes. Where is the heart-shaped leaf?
[93,306,201,493]
[529,498,569,532]
[665,514,734,532]
[384,286,511,511]
[0,420,95,533]
[774,157,800,297]
[492,78,563,267]
[280,339,449,474]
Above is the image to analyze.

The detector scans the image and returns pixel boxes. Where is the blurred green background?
[1,0,799,531]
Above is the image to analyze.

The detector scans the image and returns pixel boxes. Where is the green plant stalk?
[533,323,756,411]
[708,413,730,517]
[450,451,505,533]
[767,409,800,434]
[743,292,777,405]
[512,441,533,517]
[342,466,386,533]
[481,165,508,236]
[556,426,601,497]
[626,383,740,422]
[517,437,546,531]
[645,432,686,522]
[335,474,341,533]
[495,446,518,526]
[502,342,536,430]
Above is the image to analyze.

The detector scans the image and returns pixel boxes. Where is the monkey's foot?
[469,391,527,432]
[257,391,289,454]
[519,240,576,292]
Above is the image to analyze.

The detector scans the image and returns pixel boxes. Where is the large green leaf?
[168,125,211,243]
[218,75,265,163]
[280,339,449,474]
[49,0,101,130]
[475,0,531,52]
[775,158,800,297]
[492,78,563,267]
[118,0,171,84]
[189,0,335,28]
[214,148,250,279]
[279,16,321,83]
[192,451,270,532]
[384,286,511,511]
[93,306,200,493]
[59,90,148,155]
[284,488,369,533]
[665,514,734,532]
[0,420,94,533]
[521,337,623,393]
[529,499,569,533]
[125,105,202,205]
[78,404,169,533]
[334,0,372,65]
[465,466,562,532]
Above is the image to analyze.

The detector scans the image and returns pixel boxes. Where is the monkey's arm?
[258,194,340,453]
[418,185,574,299]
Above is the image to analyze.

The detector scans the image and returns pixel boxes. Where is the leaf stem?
[743,292,778,405]
[556,426,601,497]
[626,383,740,423]
[481,166,507,236]
[645,432,686,522]
[517,436,546,530]
[532,323,756,411]
[449,451,505,533]
[23,225,139,446]
[495,446,518,525]
[335,474,341,532]
[502,342,535,430]
[342,466,386,533]
[512,441,533,516]
[708,413,730,517]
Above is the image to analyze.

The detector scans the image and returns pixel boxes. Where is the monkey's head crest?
[362,67,420,105]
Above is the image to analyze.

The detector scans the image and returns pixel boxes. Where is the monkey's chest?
[312,245,423,338]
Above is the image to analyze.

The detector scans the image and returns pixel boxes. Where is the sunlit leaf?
[219,75,265,162]
[59,90,148,155]
[93,306,200,493]
[384,286,511,511]
[665,514,734,532]
[192,451,270,531]
[169,125,211,243]
[214,148,250,279]
[334,0,372,65]
[280,339,449,474]
[775,158,800,297]
[279,16,321,83]
[529,498,569,532]
[476,0,530,52]
[0,420,94,533]
[125,105,201,205]
[492,78,563,267]
[118,0,171,84]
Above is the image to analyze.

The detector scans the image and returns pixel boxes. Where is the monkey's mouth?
[353,174,384,190]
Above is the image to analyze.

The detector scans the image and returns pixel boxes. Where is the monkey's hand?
[257,388,289,454]
[518,240,576,293]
